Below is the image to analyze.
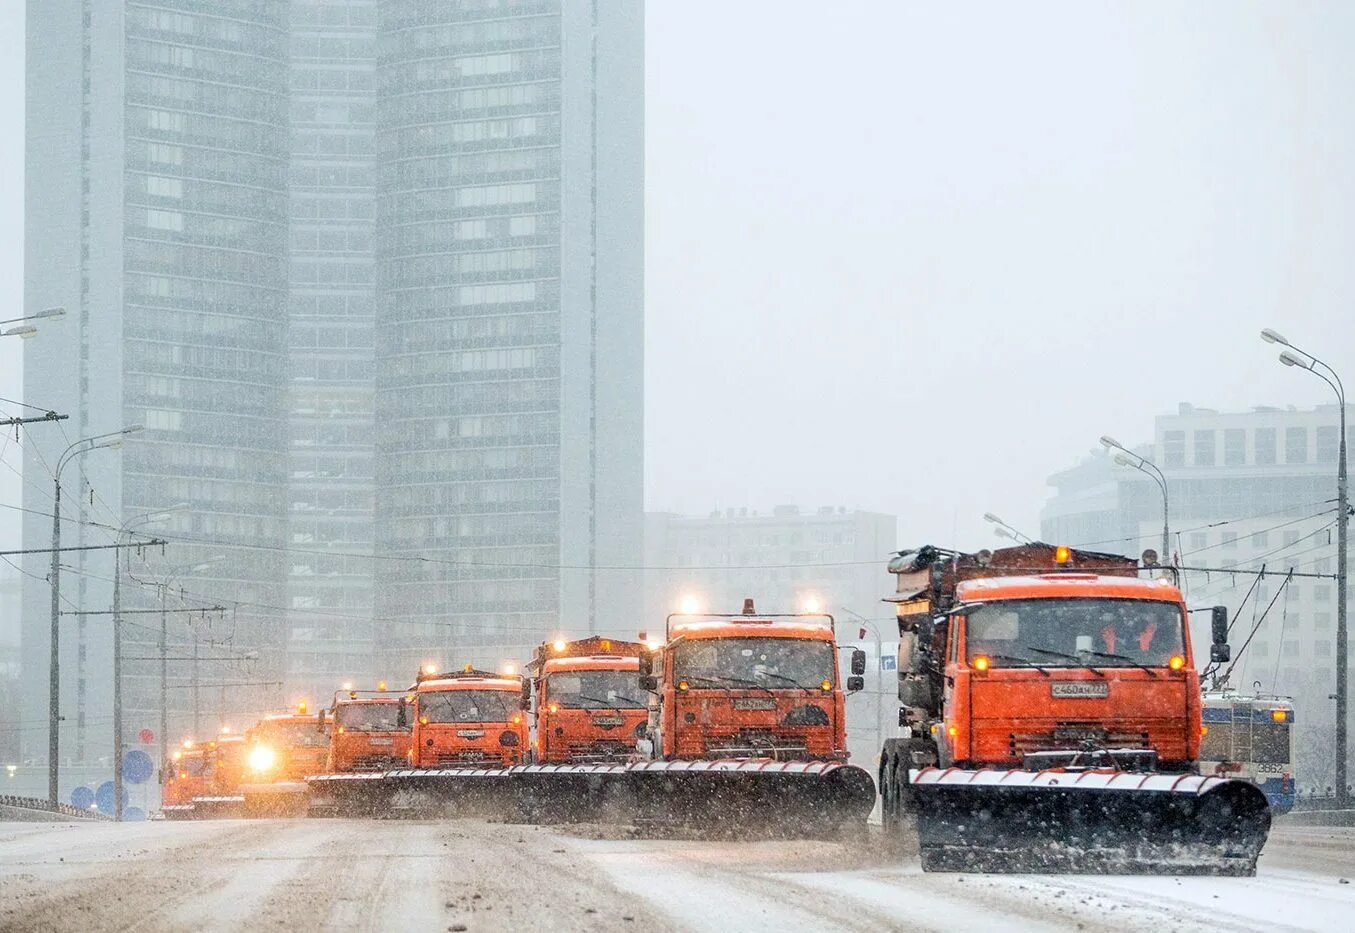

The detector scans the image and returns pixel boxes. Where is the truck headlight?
[248,744,277,773]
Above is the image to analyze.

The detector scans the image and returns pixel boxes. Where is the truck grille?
[432,750,490,766]
[705,731,810,760]
[348,754,403,772]
[1009,725,1149,755]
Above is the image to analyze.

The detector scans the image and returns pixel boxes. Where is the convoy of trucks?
[154,541,1277,877]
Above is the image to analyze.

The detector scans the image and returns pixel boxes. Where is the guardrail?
[0,793,112,821]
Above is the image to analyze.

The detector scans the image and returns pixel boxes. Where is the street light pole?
[1262,328,1348,805]
[1101,435,1171,562]
[48,426,142,806]
[982,513,1031,543]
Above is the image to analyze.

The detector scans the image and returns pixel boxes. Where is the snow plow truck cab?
[240,704,328,817]
[528,636,648,764]
[410,668,529,769]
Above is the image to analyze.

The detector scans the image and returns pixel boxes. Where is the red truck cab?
[411,668,529,768]
[641,600,864,762]
[530,637,648,763]
[324,694,412,772]
[243,705,330,785]
[161,743,212,813]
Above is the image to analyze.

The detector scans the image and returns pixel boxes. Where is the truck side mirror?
[846,675,865,693]
[637,651,652,676]
[1210,605,1230,662]
[638,674,658,692]
[396,698,408,729]
[850,648,866,676]
[1211,606,1228,645]
[520,684,532,711]
[317,708,326,732]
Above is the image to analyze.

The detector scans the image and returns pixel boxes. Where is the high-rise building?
[1041,402,1353,789]
[20,1,642,787]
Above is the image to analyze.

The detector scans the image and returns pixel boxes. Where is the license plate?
[1051,681,1109,699]
[456,730,486,739]
[591,717,624,727]
[732,698,777,711]
[369,738,393,746]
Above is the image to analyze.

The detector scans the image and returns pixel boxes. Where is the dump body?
[878,543,1271,874]
[411,674,529,769]
[328,697,412,773]
[531,637,648,764]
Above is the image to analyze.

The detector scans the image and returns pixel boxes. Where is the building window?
[1250,530,1268,548]
[1253,641,1269,658]
[1221,531,1237,549]
[1317,425,1339,463]
[1316,641,1332,657]
[1193,430,1216,466]
[1223,428,1245,466]
[1316,612,1332,630]
[1315,585,1332,602]
[1163,431,1185,467]
[1254,428,1277,465]
[1285,427,1307,463]
[1189,532,1207,551]
[1282,640,1299,658]
[1284,530,1300,547]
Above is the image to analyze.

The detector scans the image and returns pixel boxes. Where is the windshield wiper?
[756,670,817,692]
[1086,651,1159,676]
[1024,646,1104,676]
[982,654,1050,676]
[685,674,774,695]
[575,694,618,708]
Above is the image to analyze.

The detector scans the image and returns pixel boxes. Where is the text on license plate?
[732,698,777,711]
[591,717,624,726]
[369,738,393,746]
[1050,681,1110,698]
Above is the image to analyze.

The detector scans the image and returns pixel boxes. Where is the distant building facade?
[22,1,643,786]
[1041,402,1354,786]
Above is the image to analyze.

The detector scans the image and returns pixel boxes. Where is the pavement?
[0,819,1351,932]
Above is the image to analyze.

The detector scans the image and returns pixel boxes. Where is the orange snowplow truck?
[626,598,877,832]
[528,636,648,764]
[410,667,530,769]
[240,703,329,817]
[878,542,1271,875]
[321,690,413,773]
[160,743,212,819]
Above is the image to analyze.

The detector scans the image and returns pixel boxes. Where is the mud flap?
[910,767,1271,876]
[625,760,876,837]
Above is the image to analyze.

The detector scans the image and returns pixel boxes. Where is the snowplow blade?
[241,782,310,819]
[160,803,198,821]
[379,768,516,818]
[910,767,1271,876]
[512,764,631,824]
[188,795,245,819]
[625,760,876,836]
[305,773,392,817]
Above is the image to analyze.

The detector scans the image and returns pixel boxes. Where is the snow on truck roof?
[956,573,1183,602]
[542,655,641,674]
[417,676,521,692]
[666,617,836,641]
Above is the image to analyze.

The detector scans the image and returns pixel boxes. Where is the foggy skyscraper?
[20,0,642,777]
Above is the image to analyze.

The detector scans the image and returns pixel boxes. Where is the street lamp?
[2,326,37,339]
[983,513,1030,543]
[1262,327,1348,805]
[1,306,67,325]
[1101,435,1171,563]
[48,425,143,805]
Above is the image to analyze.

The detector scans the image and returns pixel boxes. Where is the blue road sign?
[94,781,128,815]
[122,749,154,785]
[70,786,94,810]
[125,807,147,822]
[880,654,897,671]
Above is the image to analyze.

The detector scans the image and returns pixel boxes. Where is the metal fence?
[0,793,111,820]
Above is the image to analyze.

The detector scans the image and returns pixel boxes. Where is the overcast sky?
[3,2,1355,557]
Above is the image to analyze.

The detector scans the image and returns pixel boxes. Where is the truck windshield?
[671,637,834,689]
[335,703,408,732]
[418,689,518,724]
[546,671,645,708]
[256,721,329,748]
[179,755,210,776]
[966,598,1186,669]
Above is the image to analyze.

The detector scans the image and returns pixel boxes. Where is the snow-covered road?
[0,819,1350,932]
